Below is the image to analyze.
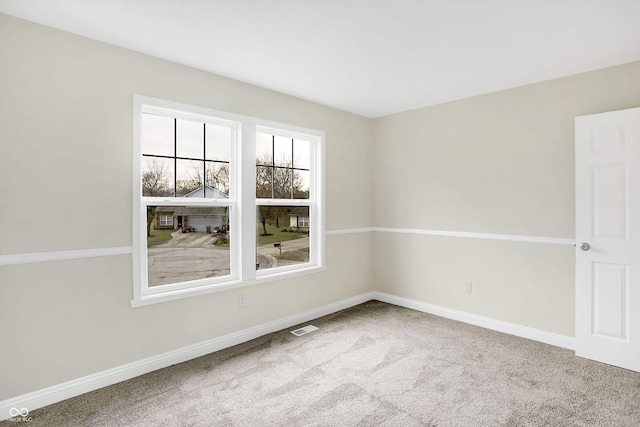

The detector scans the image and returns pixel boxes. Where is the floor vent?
[291,325,319,336]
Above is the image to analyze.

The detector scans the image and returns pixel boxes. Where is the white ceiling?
[1,0,639,118]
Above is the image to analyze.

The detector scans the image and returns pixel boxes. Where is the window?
[133,96,324,306]
[159,214,173,227]
[256,132,312,271]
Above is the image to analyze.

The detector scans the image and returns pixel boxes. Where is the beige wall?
[0,14,374,399]
[373,61,640,337]
[2,11,639,403]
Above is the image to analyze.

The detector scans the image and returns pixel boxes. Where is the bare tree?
[176,177,201,197]
[142,160,171,197]
[207,164,230,195]
[142,160,172,237]
[178,162,230,196]
[256,156,306,198]
[256,155,307,235]
[257,207,270,236]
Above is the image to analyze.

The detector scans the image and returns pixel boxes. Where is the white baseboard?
[1,291,575,419]
[371,291,575,350]
[0,292,375,420]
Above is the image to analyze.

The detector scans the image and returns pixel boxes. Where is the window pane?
[142,157,174,197]
[256,132,273,165]
[205,161,229,198]
[274,135,292,167]
[293,139,310,169]
[176,119,203,159]
[272,167,293,199]
[256,165,273,198]
[176,159,203,197]
[256,132,311,200]
[294,170,310,199]
[142,113,174,157]
[205,124,231,162]
[256,205,310,271]
[255,166,310,200]
[147,205,230,287]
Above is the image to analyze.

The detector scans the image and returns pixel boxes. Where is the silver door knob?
[579,242,590,251]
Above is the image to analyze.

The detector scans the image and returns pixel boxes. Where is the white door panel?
[575,107,639,372]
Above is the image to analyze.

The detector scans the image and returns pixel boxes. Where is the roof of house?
[289,207,309,216]
[183,185,228,199]
[155,186,228,216]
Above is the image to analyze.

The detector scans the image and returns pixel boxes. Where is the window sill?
[130,264,326,308]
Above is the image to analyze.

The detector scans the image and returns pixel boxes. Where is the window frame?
[132,95,325,307]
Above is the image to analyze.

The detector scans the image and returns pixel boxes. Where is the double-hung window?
[132,96,324,306]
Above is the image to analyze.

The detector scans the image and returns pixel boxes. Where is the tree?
[256,155,307,199]
[142,160,172,237]
[178,162,230,196]
[256,155,307,236]
[207,164,230,195]
[142,160,171,197]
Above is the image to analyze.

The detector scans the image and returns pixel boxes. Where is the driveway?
[153,231,218,248]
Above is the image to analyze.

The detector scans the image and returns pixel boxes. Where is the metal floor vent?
[290,325,319,336]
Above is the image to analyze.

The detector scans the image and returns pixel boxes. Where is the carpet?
[4,301,639,426]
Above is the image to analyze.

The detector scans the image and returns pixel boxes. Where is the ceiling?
[1,0,639,118]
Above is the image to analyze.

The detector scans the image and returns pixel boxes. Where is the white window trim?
[132,95,325,307]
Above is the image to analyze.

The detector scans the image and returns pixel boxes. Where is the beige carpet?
[4,301,639,426]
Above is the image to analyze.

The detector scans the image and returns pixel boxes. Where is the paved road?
[257,236,310,269]
[148,246,231,286]
[147,232,309,286]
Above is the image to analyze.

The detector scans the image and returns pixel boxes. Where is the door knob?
[579,242,590,251]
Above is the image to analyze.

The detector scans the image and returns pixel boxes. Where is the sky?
[141,112,311,194]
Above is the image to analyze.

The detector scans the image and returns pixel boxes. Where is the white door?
[575,107,640,372]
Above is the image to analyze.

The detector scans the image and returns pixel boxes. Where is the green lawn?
[257,224,307,245]
[213,223,307,248]
[147,225,174,247]
[214,234,230,247]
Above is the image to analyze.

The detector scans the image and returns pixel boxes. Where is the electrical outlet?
[463,281,472,294]
[238,293,247,308]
